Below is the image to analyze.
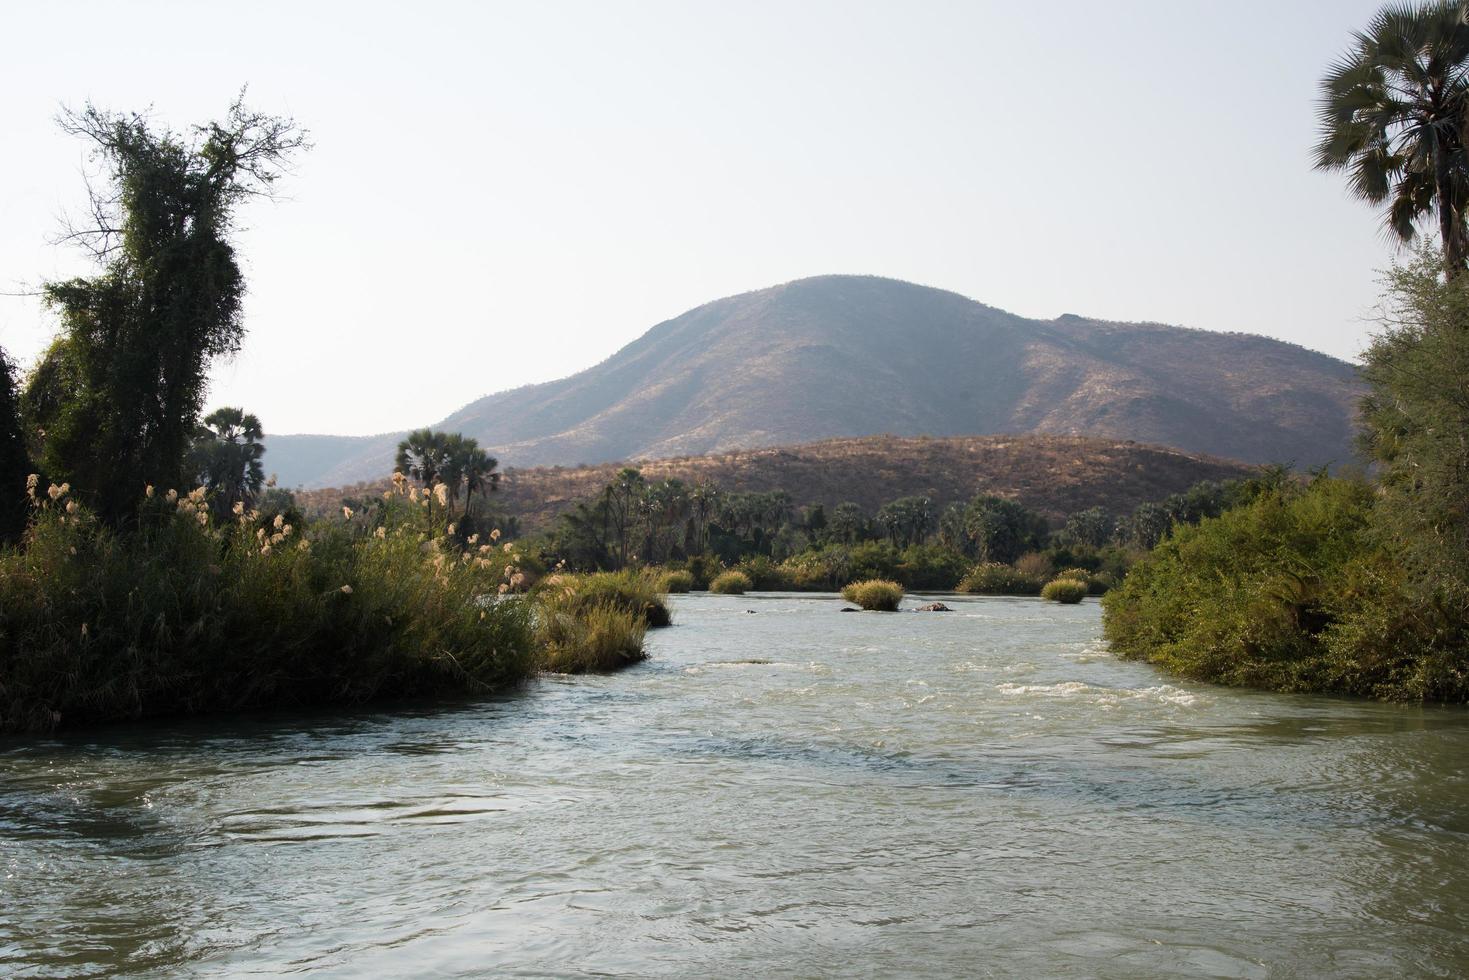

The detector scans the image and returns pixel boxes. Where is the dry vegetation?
[300,433,1258,533]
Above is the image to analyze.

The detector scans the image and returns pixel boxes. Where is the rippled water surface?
[4,593,1469,977]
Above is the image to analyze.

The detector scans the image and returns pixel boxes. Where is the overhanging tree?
[34,96,306,523]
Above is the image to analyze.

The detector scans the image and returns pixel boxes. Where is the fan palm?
[395,428,449,489]
[191,406,265,518]
[1316,1,1469,274]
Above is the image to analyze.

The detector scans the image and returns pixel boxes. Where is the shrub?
[895,544,970,590]
[684,553,724,589]
[1102,477,1393,695]
[1014,552,1053,579]
[841,579,905,611]
[541,568,671,628]
[0,488,537,733]
[1041,577,1088,604]
[533,596,647,674]
[709,570,752,594]
[658,569,694,593]
[957,562,1044,596]
[736,554,792,590]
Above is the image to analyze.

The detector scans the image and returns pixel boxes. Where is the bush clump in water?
[1041,577,1089,604]
[658,569,694,594]
[541,569,671,628]
[957,562,1043,596]
[533,594,647,674]
[709,570,753,595]
[841,579,905,611]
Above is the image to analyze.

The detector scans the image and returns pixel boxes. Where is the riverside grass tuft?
[957,562,1044,596]
[658,569,695,594]
[709,570,753,594]
[0,487,537,733]
[841,579,905,611]
[1040,577,1088,604]
[533,594,647,673]
[537,569,672,628]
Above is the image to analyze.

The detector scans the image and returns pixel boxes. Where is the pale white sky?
[0,0,1393,436]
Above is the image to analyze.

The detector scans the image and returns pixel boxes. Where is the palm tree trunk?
[1436,142,1467,277]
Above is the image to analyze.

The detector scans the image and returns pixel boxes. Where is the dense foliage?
[1105,254,1469,700]
[0,485,538,731]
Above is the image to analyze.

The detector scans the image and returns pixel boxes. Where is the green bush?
[1041,577,1088,604]
[533,596,647,674]
[1102,478,1395,695]
[895,545,970,590]
[709,570,752,594]
[0,488,536,733]
[841,579,905,611]
[539,568,671,628]
[658,569,694,593]
[736,554,792,590]
[957,562,1044,596]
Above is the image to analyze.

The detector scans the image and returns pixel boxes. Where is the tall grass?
[0,487,536,733]
[709,570,752,594]
[1040,577,1088,604]
[538,569,672,627]
[658,569,695,594]
[533,594,647,673]
[957,562,1044,596]
[841,579,905,611]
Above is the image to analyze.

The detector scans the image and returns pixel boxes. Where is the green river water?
[2,593,1467,977]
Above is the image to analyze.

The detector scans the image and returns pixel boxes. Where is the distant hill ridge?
[266,275,1363,487]
[299,433,1261,533]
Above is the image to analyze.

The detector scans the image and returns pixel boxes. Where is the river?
[3,593,1467,977]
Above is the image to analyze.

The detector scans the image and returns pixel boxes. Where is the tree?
[0,347,30,542]
[396,428,452,533]
[1362,253,1469,604]
[189,406,265,519]
[396,429,450,488]
[36,96,306,523]
[876,495,935,547]
[826,502,869,544]
[1062,507,1113,550]
[439,433,498,524]
[1316,1,1469,275]
[602,467,646,567]
[964,495,1049,564]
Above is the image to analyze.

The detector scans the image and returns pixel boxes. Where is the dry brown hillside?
[301,433,1258,532]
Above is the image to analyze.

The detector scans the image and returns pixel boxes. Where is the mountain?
[265,275,1363,488]
[298,434,1262,533]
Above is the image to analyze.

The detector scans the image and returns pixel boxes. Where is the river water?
[3,593,1467,978]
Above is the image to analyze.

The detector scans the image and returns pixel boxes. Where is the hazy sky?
[0,0,1395,436]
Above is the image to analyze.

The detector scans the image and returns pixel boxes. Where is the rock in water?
[916,602,953,612]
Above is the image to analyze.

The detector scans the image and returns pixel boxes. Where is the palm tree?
[191,406,265,519]
[396,428,450,531]
[454,440,499,523]
[1316,1,1469,274]
[395,429,449,488]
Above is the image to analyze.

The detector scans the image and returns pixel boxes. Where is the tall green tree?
[1316,1,1469,275]
[36,97,306,523]
[964,495,1048,564]
[189,406,265,519]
